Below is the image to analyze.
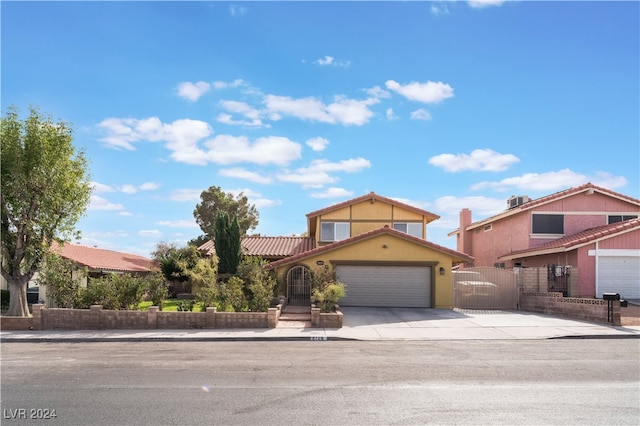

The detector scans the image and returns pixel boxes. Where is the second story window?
[608,215,638,224]
[320,222,350,242]
[532,213,564,235]
[393,222,423,238]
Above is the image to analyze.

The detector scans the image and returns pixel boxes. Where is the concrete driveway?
[331,307,640,340]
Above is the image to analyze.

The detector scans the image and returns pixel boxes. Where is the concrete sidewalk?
[1,308,639,342]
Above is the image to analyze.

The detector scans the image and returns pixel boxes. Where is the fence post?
[206,307,216,329]
[90,305,102,329]
[148,306,159,329]
[32,303,44,330]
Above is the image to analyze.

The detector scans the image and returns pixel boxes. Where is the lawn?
[138,299,200,312]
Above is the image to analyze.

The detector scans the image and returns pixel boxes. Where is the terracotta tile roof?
[454,183,640,233]
[305,191,440,222]
[265,226,474,270]
[498,218,640,260]
[198,236,316,259]
[52,242,158,273]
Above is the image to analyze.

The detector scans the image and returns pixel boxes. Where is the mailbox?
[602,293,620,301]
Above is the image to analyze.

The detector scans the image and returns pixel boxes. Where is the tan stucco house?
[201,192,473,308]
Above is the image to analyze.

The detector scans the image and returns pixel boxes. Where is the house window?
[484,224,492,232]
[532,214,564,235]
[393,222,423,238]
[608,215,638,224]
[320,222,350,242]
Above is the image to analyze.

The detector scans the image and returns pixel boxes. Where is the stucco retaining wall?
[520,292,620,326]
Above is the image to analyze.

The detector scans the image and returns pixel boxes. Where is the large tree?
[1,106,91,316]
[214,212,242,275]
[193,186,258,238]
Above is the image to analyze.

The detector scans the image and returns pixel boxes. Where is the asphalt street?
[1,340,638,425]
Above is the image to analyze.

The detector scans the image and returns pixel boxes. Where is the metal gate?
[453,267,518,310]
[286,265,311,305]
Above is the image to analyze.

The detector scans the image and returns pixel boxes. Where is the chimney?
[459,209,473,255]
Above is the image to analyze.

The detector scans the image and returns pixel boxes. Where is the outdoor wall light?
[316,260,324,265]
[439,267,445,276]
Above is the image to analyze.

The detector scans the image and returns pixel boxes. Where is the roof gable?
[498,218,640,260]
[53,242,157,273]
[461,183,640,232]
[266,226,473,269]
[306,192,440,222]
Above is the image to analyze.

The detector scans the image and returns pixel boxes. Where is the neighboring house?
[0,242,158,307]
[449,183,640,299]
[201,192,473,308]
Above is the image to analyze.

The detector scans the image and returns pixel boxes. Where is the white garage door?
[336,265,431,308]
[598,256,640,299]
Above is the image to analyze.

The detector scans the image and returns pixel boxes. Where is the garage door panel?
[336,265,431,308]
[598,256,640,299]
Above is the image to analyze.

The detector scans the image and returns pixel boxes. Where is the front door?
[286,265,311,305]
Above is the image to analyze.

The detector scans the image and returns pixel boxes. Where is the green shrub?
[312,281,346,313]
[145,272,169,310]
[177,299,196,312]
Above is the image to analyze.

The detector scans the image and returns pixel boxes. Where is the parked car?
[453,271,497,298]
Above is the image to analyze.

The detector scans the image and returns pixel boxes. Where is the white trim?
[588,249,640,257]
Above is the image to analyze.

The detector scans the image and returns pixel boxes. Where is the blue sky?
[3,1,639,258]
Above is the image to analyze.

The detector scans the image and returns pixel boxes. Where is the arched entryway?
[286,265,312,305]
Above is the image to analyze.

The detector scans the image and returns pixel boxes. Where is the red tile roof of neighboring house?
[305,191,440,222]
[52,242,157,273]
[498,218,640,260]
[452,183,640,234]
[265,226,474,270]
[198,236,316,259]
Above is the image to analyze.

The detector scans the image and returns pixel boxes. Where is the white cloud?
[120,184,137,194]
[229,4,248,16]
[176,81,211,101]
[216,113,265,128]
[386,108,398,120]
[468,0,505,9]
[385,80,454,103]
[433,195,507,218]
[366,86,392,99]
[91,182,114,193]
[98,116,212,162]
[470,169,628,192]
[213,79,245,90]
[306,137,330,152]
[314,55,351,68]
[205,135,302,166]
[277,158,371,189]
[156,220,199,228]
[170,189,202,202]
[138,229,163,238]
[310,187,355,199]
[429,149,520,172]
[228,189,281,209]
[216,100,268,127]
[139,182,160,191]
[430,4,450,15]
[219,167,273,184]
[263,94,378,126]
[88,195,124,211]
[410,109,432,121]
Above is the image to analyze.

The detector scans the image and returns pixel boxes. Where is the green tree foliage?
[1,106,92,316]
[215,212,242,275]
[35,251,87,308]
[144,272,169,310]
[309,266,346,313]
[152,243,207,295]
[193,186,258,238]
[238,257,277,312]
[77,273,148,310]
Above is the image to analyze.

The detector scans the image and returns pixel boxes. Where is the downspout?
[594,241,599,298]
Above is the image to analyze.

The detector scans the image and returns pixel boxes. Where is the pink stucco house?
[449,183,640,300]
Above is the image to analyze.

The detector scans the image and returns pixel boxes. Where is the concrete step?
[279,313,311,321]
